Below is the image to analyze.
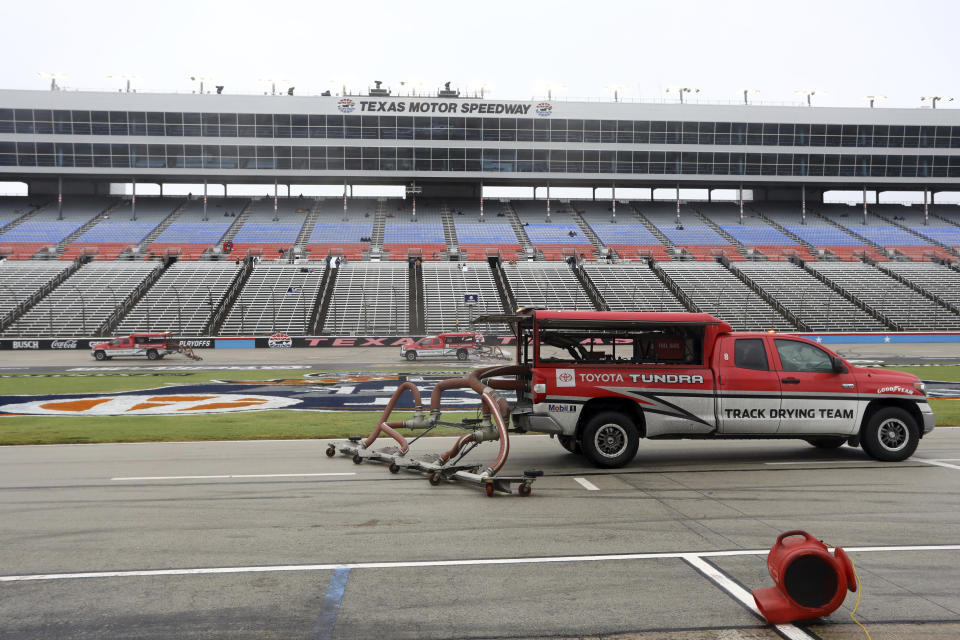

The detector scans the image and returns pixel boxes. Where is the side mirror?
[831,356,847,374]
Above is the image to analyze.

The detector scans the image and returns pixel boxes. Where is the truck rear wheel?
[581,411,639,468]
[861,407,919,462]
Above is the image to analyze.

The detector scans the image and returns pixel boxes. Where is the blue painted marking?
[215,339,255,349]
[800,333,960,345]
[312,568,350,640]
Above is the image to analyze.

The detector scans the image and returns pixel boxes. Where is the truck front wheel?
[581,411,640,468]
[405,351,417,361]
[146,349,160,360]
[456,348,468,361]
[861,407,919,462]
[94,350,107,361]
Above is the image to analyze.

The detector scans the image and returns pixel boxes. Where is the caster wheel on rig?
[429,472,443,486]
[484,482,496,498]
[518,482,532,497]
[389,463,400,474]
[352,454,363,465]
[325,446,336,458]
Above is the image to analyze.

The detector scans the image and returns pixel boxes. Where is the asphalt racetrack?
[1,345,959,639]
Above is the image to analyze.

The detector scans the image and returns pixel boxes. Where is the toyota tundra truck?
[503,310,934,467]
[401,332,483,361]
[90,332,179,361]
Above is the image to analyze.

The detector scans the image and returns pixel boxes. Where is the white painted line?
[682,555,816,640]
[764,460,870,466]
[916,459,960,471]
[110,473,357,481]
[574,477,600,491]
[3,544,958,583]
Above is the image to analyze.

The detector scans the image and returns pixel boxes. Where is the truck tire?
[146,349,160,360]
[405,351,417,361]
[807,437,845,449]
[456,348,469,361]
[558,435,581,455]
[860,407,919,462]
[581,411,640,468]
[94,350,107,361]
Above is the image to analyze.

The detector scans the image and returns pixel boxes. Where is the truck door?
[716,336,781,434]
[772,338,859,435]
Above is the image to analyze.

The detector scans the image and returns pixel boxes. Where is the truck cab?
[401,332,483,361]
[505,310,933,467]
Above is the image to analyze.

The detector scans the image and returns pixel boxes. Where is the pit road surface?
[2,432,959,639]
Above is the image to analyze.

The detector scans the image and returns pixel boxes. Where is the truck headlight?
[914,381,926,396]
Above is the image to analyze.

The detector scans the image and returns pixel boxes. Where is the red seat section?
[606,244,671,261]
[887,246,953,262]
[146,243,211,260]
[458,244,522,261]
[535,244,595,261]
[59,243,132,261]
[227,243,291,258]
[749,245,813,262]
[677,245,743,261]
[0,243,49,259]
[382,243,447,260]
[306,243,367,261]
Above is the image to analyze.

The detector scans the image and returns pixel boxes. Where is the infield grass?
[0,364,956,445]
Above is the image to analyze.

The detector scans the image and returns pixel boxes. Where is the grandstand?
[2,88,960,337]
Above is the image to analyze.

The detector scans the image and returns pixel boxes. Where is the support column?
[546,183,551,222]
[675,183,680,227]
[131,178,137,221]
[924,188,929,226]
[273,178,279,221]
[342,181,348,221]
[738,184,743,224]
[57,176,63,220]
[611,184,616,223]
[801,184,807,225]
[863,185,868,225]
[202,180,208,221]
[479,181,484,222]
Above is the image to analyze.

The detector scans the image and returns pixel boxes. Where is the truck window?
[775,339,833,373]
[535,326,703,366]
[734,338,769,371]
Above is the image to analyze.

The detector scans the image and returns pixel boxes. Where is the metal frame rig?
[326,364,543,497]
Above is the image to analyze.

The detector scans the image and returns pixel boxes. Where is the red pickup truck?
[506,310,934,467]
[90,332,179,361]
[401,332,483,361]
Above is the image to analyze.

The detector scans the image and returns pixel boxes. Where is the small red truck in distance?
[90,332,188,361]
[401,332,483,361]
[502,310,934,467]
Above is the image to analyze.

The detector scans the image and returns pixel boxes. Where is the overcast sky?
[2,0,957,109]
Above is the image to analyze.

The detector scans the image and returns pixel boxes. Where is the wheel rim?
[878,418,909,452]
[594,424,628,458]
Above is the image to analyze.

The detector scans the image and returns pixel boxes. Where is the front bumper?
[919,401,935,434]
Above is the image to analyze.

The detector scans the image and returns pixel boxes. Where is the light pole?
[865,95,887,108]
[739,89,759,105]
[72,285,88,335]
[795,90,818,107]
[921,96,953,109]
[667,87,699,104]
[37,72,66,91]
[190,76,214,94]
[605,83,627,102]
[107,74,139,93]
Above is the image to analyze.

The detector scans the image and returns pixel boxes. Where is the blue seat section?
[720,225,795,245]
[455,223,518,243]
[383,223,444,243]
[658,224,728,245]
[784,225,864,246]
[75,221,160,243]
[310,222,372,242]
[591,224,660,245]
[524,224,586,244]
[232,223,301,243]
[910,226,960,246]
[154,221,232,244]
[847,225,929,246]
[0,220,85,243]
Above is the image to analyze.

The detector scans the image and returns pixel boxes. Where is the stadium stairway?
[692,207,750,260]
[812,210,888,261]
[439,205,459,257]
[792,257,899,330]
[571,264,609,310]
[370,202,386,252]
[748,206,820,262]
[101,260,169,335]
[490,258,518,312]
[504,203,535,258]
[54,199,123,258]
[293,199,322,254]
[723,258,809,330]
[648,261,699,313]
[629,204,677,257]
[875,261,960,316]
[0,201,49,236]
[205,258,254,335]
[408,262,426,334]
[215,200,254,252]
[868,208,959,261]
[565,204,608,259]
[308,264,338,334]
[137,200,188,255]
[0,260,81,331]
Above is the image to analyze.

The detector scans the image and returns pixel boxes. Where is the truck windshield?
[535,326,704,366]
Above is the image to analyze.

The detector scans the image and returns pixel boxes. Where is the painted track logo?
[0,393,300,416]
[337,98,356,113]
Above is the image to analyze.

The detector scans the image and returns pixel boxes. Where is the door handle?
[842,383,855,389]
[782,378,801,384]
